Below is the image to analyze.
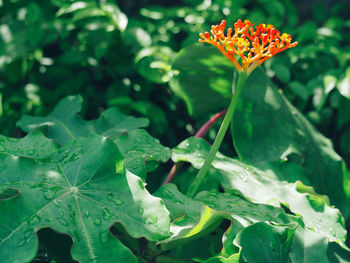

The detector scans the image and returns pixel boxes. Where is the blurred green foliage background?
[1,0,350,261]
[0,0,349,161]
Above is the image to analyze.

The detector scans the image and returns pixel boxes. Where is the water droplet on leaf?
[58,218,69,226]
[66,204,73,212]
[137,208,144,215]
[58,209,65,217]
[43,189,55,200]
[103,208,113,220]
[26,149,35,155]
[146,215,158,225]
[107,196,123,206]
[24,229,32,238]
[330,228,336,236]
[54,200,62,207]
[94,218,102,225]
[69,153,79,162]
[17,239,26,247]
[100,230,109,243]
[27,214,41,226]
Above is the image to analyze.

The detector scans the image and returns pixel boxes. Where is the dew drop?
[66,204,73,212]
[58,209,65,218]
[45,218,53,223]
[107,196,123,206]
[69,153,80,162]
[26,149,35,155]
[137,208,144,216]
[330,228,336,236]
[94,218,102,225]
[161,189,173,198]
[27,214,40,226]
[54,200,62,207]
[58,218,69,226]
[43,189,55,200]
[100,230,109,243]
[103,208,112,220]
[17,239,26,247]
[84,211,90,217]
[145,215,158,225]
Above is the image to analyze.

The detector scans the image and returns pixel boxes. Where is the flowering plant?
[187,19,298,196]
[1,5,350,261]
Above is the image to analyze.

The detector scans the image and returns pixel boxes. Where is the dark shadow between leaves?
[36,227,77,263]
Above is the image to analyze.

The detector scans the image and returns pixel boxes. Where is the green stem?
[186,71,248,197]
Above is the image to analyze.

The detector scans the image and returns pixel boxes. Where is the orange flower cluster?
[199,19,298,74]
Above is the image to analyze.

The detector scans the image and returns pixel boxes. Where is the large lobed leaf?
[114,129,171,179]
[169,44,233,117]
[17,95,171,179]
[0,134,170,262]
[156,184,299,262]
[0,132,58,159]
[171,137,350,261]
[232,69,350,219]
[17,95,149,145]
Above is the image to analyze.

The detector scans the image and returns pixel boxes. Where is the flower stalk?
[187,71,248,197]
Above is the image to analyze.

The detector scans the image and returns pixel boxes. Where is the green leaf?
[172,137,348,249]
[156,184,292,248]
[234,222,296,263]
[17,95,149,145]
[136,46,175,83]
[219,213,335,263]
[232,69,350,218]
[16,96,171,179]
[169,44,233,117]
[288,81,310,101]
[327,242,350,263]
[340,127,350,164]
[114,129,171,179]
[271,63,290,83]
[0,135,170,262]
[337,67,350,99]
[289,228,329,263]
[155,184,221,247]
[0,132,58,158]
[57,2,128,32]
